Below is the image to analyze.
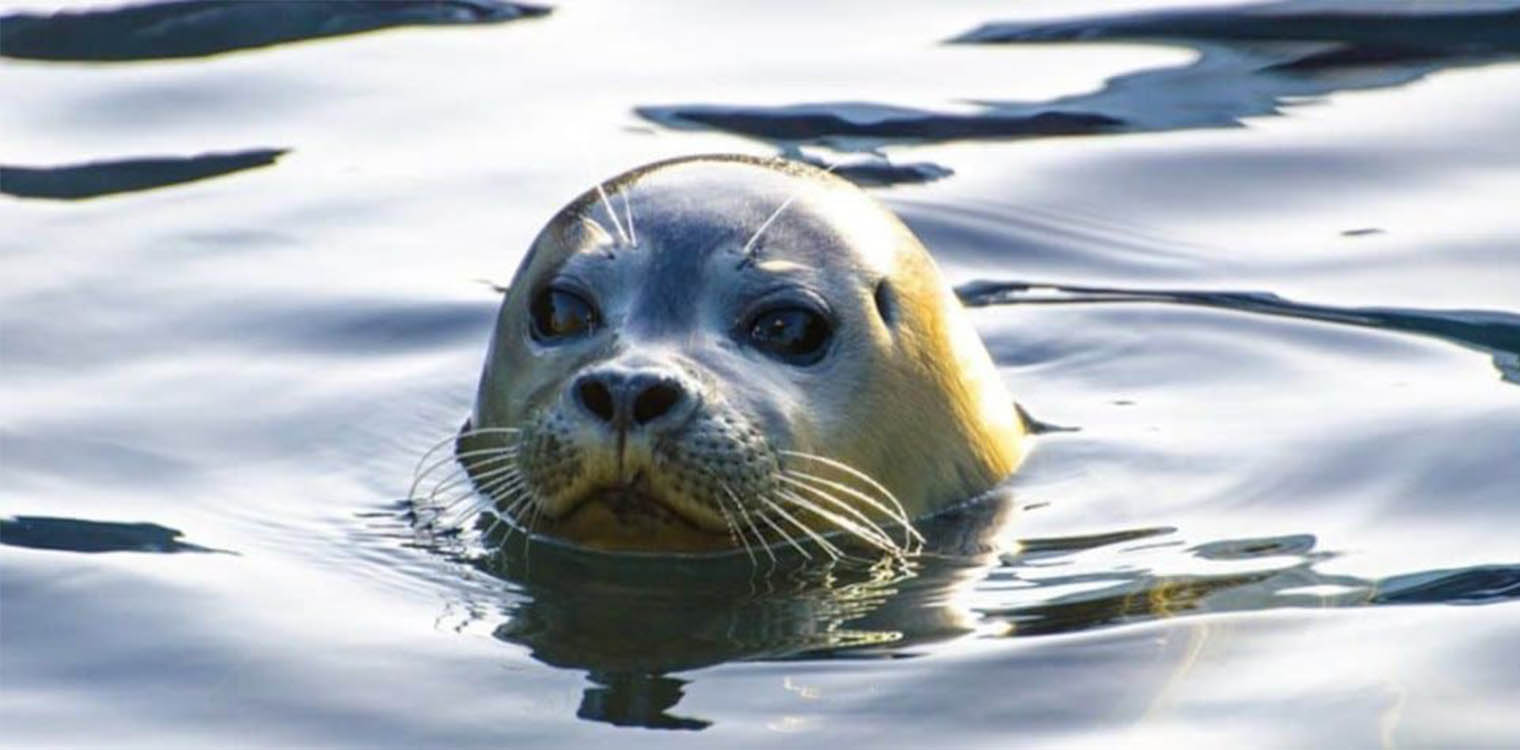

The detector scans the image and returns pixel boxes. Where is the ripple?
[957,279,1520,385]
[637,1,1520,172]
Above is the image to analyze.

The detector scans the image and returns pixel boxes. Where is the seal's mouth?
[572,476,693,527]
[543,473,735,552]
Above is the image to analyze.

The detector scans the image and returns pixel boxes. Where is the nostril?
[576,379,616,423]
[632,381,682,425]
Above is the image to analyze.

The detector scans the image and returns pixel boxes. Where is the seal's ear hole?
[874,280,897,326]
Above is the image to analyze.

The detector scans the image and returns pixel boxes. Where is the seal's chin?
[538,483,736,554]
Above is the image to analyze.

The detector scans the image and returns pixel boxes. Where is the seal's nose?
[572,368,690,430]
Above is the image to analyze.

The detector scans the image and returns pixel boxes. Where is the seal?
[459,154,1025,556]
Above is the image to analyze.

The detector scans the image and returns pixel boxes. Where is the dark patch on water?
[1374,565,1520,605]
[952,3,1520,54]
[636,104,1118,180]
[576,673,710,731]
[990,534,1520,638]
[956,279,1520,385]
[1190,534,1320,560]
[950,1,1520,132]
[637,1,1520,160]
[0,149,286,199]
[638,103,1121,146]
[1017,527,1178,556]
[992,568,1287,636]
[0,515,228,554]
[0,0,550,62]
[635,105,1114,185]
[800,155,955,187]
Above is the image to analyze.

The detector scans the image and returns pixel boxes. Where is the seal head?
[469,155,1024,554]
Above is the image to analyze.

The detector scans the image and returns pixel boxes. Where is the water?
[3,0,1518,746]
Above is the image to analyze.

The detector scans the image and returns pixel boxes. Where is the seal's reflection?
[470,491,1016,730]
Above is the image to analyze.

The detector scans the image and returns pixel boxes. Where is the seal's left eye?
[747,307,831,365]
[530,287,598,342]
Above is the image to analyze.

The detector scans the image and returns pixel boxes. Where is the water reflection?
[957,279,1520,385]
[411,493,1014,729]
[406,483,1520,731]
[993,532,1520,636]
[0,150,286,200]
[639,1,1520,178]
[4,0,1518,741]
[0,515,229,554]
[0,0,549,62]
[575,673,710,731]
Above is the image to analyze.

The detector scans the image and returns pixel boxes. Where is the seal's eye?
[747,307,831,365]
[530,287,598,342]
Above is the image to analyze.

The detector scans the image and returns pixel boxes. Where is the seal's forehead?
[625,158,822,205]
[626,160,828,239]
[606,157,905,270]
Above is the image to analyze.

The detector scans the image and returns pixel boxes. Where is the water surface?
[3,0,1518,746]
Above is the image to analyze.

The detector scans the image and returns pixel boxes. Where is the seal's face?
[470,155,1023,554]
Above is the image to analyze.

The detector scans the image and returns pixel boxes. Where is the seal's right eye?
[746,306,832,366]
[529,287,598,342]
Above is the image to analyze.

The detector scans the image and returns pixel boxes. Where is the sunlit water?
[3,1,1518,747]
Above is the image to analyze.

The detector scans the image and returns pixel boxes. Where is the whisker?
[777,486,899,556]
[430,449,518,484]
[778,450,916,529]
[443,480,525,532]
[448,429,523,461]
[412,430,485,483]
[576,212,616,244]
[478,486,529,529]
[412,448,478,497]
[443,458,518,490]
[594,182,630,245]
[751,500,812,561]
[780,490,900,560]
[414,426,521,474]
[427,455,518,502]
[731,491,778,573]
[523,503,543,575]
[452,446,521,467]
[425,468,513,514]
[781,467,906,529]
[715,485,757,569]
[410,440,520,498]
[454,426,524,440]
[782,471,923,549]
[486,493,535,549]
[431,477,521,523]
[618,186,637,246]
[738,161,841,264]
[738,193,797,261]
[475,509,508,546]
[427,480,496,515]
[424,469,523,525]
[759,496,845,562]
[779,474,896,544]
[501,490,534,521]
[480,473,527,503]
[419,495,488,532]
